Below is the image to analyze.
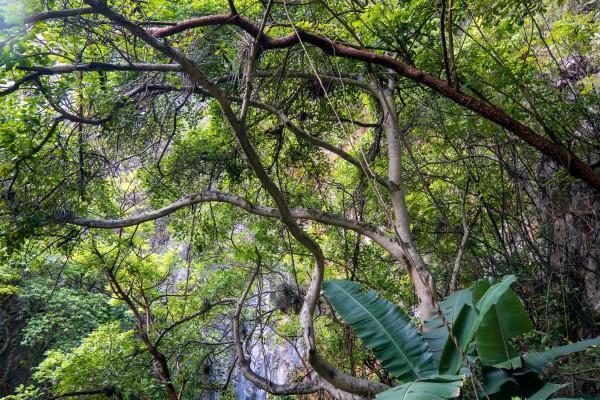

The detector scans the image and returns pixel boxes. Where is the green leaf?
[322,280,436,382]
[471,279,492,303]
[475,275,517,316]
[528,383,567,400]
[376,375,464,400]
[481,367,517,395]
[424,284,478,364]
[439,275,519,374]
[438,304,477,374]
[425,280,492,366]
[475,289,533,368]
[523,337,600,373]
[481,338,600,398]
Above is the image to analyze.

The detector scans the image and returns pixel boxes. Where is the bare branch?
[19,62,181,74]
[231,254,322,395]
[0,7,94,28]
[65,190,395,256]
[0,73,41,97]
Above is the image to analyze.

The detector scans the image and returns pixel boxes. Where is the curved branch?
[65,190,396,257]
[68,189,392,396]
[18,62,181,75]
[0,7,94,28]
[309,351,389,395]
[231,255,323,395]
[0,73,40,96]
[12,8,600,190]
[77,6,394,394]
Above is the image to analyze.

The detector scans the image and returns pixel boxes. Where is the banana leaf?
[322,279,436,382]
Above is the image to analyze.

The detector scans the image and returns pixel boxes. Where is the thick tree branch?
[144,13,600,190]
[12,8,600,190]
[0,73,41,96]
[64,5,393,389]
[75,7,381,396]
[18,8,594,188]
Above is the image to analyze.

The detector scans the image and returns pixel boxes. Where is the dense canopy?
[0,1,598,399]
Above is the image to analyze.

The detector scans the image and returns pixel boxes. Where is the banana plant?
[322,276,599,400]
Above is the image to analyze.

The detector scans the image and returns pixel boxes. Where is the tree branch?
[77,6,385,395]
[18,62,181,74]
[13,7,600,190]
[143,13,600,189]
[231,254,323,395]
[64,190,396,262]
[0,7,94,28]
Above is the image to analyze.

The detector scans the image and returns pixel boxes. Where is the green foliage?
[20,281,114,350]
[0,385,41,400]
[33,322,155,399]
[523,383,566,400]
[0,0,598,398]
[524,338,600,374]
[424,280,488,364]
[439,276,534,374]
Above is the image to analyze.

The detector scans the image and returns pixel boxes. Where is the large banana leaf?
[523,337,600,373]
[424,283,483,364]
[425,277,531,370]
[439,276,519,374]
[482,338,600,399]
[376,375,464,400]
[322,280,436,382]
[528,383,567,400]
[475,288,533,368]
[476,304,522,368]
[438,304,478,374]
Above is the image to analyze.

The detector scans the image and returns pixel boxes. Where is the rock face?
[545,178,600,314]
[0,296,35,396]
[536,40,600,320]
[194,318,304,400]
[235,338,302,400]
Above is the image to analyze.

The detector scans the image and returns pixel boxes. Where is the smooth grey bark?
[370,77,437,322]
